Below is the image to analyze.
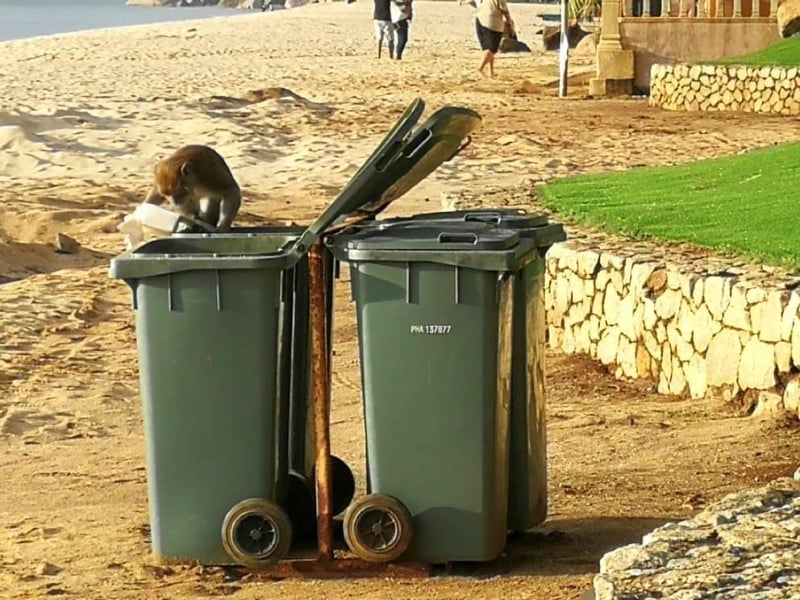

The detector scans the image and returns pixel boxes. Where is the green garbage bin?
[109,233,300,567]
[327,225,540,564]
[170,227,353,543]
[375,209,566,532]
[109,97,483,567]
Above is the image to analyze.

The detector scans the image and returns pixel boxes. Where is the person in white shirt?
[475,0,513,77]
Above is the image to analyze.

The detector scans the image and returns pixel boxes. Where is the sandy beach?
[2,2,800,599]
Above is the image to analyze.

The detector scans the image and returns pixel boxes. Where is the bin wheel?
[343,494,413,563]
[221,498,292,567]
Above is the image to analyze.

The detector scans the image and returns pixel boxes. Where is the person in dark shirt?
[391,0,413,60]
[374,0,395,58]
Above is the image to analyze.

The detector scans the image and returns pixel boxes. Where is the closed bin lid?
[329,225,539,272]
[375,208,566,248]
[383,208,550,229]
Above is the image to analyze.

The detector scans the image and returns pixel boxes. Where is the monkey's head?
[154,159,197,208]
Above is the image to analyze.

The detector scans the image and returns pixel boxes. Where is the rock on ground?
[594,476,800,599]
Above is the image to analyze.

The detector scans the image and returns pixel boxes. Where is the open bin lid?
[288,98,482,259]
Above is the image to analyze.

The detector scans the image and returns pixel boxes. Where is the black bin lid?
[381,208,550,230]
[288,98,482,259]
[329,225,540,272]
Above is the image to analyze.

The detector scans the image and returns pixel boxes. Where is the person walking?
[374,0,395,58]
[475,0,513,77]
[391,0,413,60]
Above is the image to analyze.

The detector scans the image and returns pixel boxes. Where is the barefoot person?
[475,0,512,77]
[391,0,413,60]
[374,0,395,58]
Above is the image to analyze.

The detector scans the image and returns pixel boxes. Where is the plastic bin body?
[330,226,537,563]
[171,227,332,483]
[110,235,296,564]
[376,209,564,532]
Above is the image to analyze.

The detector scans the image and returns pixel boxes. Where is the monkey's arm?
[144,185,166,205]
[216,188,242,232]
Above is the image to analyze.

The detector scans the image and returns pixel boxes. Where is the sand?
[2,2,800,599]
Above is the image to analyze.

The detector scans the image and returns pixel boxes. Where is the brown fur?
[145,144,241,233]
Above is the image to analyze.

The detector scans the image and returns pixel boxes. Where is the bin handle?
[437,232,478,244]
[403,128,433,159]
[375,140,405,172]
[464,212,502,224]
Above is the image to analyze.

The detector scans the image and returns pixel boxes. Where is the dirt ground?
[2,3,800,599]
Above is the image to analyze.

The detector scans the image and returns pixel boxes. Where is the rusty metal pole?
[309,242,334,562]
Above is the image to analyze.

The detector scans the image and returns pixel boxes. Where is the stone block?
[738,338,776,390]
[706,328,742,387]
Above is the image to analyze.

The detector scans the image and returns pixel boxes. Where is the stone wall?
[594,475,800,599]
[544,243,800,417]
[649,63,800,115]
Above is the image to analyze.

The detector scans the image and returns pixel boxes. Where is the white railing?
[622,0,776,17]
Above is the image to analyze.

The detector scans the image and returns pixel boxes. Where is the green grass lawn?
[714,37,800,67]
[537,141,800,269]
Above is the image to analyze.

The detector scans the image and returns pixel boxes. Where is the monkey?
[144,144,241,233]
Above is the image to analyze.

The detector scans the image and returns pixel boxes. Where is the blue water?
[0,0,238,43]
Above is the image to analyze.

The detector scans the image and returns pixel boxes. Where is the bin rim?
[109,233,303,280]
[327,235,540,273]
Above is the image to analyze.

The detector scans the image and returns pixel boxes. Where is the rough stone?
[738,338,777,390]
[692,304,720,354]
[589,315,601,342]
[752,390,784,418]
[617,337,637,378]
[600,253,624,271]
[618,293,637,341]
[645,268,668,293]
[780,291,800,341]
[685,354,707,399]
[752,291,784,342]
[655,289,682,320]
[642,298,657,330]
[704,276,732,320]
[54,233,81,254]
[598,329,621,365]
[636,343,650,378]
[722,284,750,330]
[775,341,792,373]
[706,328,742,387]
[553,276,571,322]
[604,285,621,326]
[783,376,800,417]
[792,318,800,367]
[576,250,600,277]
[630,262,659,291]
[668,356,686,395]
[569,272,585,304]
[691,278,704,307]
[594,478,800,600]
[642,328,661,361]
[675,301,694,341]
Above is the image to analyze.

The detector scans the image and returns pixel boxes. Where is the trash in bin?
[327,225,543,564]
[109,97,483,567]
